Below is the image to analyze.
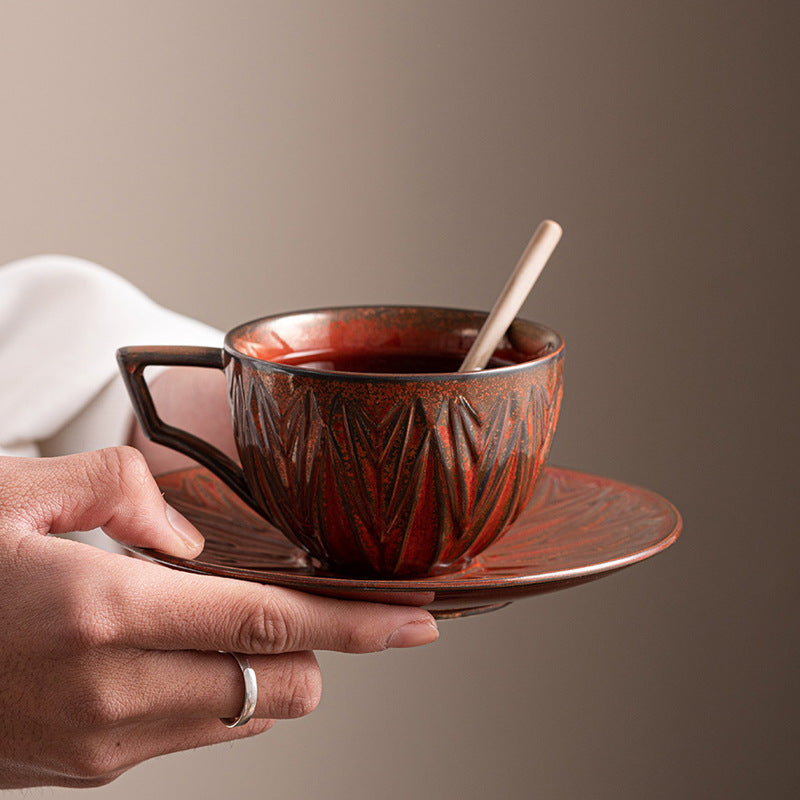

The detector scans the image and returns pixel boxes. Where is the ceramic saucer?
[127,466,681,619]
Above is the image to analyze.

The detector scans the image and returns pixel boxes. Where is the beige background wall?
[2,2,798,798]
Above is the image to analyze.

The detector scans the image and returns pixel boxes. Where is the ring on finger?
[220,652,257,728]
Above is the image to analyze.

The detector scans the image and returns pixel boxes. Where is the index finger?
[103,556,439,654]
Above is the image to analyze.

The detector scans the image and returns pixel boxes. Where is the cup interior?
[227,306,562,375]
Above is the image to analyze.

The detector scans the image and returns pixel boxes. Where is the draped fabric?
[0,255,221,458]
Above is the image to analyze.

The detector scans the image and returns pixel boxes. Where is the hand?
[0,449,438,789]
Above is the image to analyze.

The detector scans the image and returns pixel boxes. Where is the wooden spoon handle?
[459,219,563,372]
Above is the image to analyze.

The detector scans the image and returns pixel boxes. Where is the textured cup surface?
[225,306,564,577]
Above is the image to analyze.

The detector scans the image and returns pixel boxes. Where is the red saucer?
[128,466,682,618]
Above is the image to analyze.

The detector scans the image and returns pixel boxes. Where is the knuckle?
[340,623,368,653]
[65,679,127,729]
[232,591,294,653]
[82,447,156,528]
[69,609,118,651]
[56,576,120,652]
[281,653,322,718]
[323,615,371,654]
[98,446,151,494]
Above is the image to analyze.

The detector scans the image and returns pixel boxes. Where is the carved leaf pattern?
[230,366,563,576]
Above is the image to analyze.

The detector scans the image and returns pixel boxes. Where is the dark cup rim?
[223,304,564,381]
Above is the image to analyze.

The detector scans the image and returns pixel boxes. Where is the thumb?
[10,447,204,558]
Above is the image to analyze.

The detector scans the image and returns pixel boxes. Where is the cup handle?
[116,345,259,512]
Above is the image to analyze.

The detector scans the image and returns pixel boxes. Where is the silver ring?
[220,652,257,728]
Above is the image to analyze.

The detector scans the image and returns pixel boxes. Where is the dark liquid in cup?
[273,350,517,374]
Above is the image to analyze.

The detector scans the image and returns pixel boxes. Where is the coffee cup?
[117,305,564,578]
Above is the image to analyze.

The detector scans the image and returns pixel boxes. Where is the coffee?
[272,350,516,374]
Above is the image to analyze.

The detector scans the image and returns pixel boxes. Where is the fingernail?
[165,503,205,557]
[386,618,439,649]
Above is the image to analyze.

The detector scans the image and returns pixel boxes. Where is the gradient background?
[1,2,798,798]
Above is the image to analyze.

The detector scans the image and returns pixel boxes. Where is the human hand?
[0,449,438,789]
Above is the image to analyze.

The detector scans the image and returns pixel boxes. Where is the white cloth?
[0,255,222,459]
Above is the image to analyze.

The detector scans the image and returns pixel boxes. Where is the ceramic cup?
[117,306,564,578]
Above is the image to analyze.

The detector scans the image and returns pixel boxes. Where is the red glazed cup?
[117,306,564,578]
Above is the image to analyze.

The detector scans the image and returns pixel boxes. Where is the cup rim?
[223,304,564,380]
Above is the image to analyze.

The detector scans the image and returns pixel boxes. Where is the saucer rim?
[127,465,682,595]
